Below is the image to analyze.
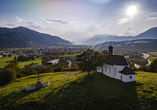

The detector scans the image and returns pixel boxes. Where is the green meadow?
[0,55,18,68]
[124,55,129,58]
[59,53,80,58]
[147,52,157,56]
[0,71,157,110]
[148,57,157,62]
[0,55,42,68]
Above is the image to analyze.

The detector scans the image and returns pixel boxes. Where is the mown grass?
[124,55,129,58]
[0,55,18,68]
[148,57,157,62]
[18,58,42,68]
[59,53,80,58]
[0,56,42,68]
[147,52,157,55]
[0,71,157,110]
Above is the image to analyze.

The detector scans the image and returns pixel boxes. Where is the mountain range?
[84,27,157,45]
[0,27,72,48]
[94,39,157,51]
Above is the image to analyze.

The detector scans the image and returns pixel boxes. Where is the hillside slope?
[84,27,157,45]
[94,39,157,51]
[0,72,157,110]
[0,27,72,48]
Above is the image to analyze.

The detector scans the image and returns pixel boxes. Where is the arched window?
[105,65,107,71]
[109,67,111,73]
[115,68,116,75]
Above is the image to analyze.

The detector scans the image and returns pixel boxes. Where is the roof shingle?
[104,55,128,65]
[119,66,136,75]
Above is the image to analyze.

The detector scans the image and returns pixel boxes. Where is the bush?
[0,69,17,86]
[149,59,157,72]
[67,67,79,71]
[53,66,65,72]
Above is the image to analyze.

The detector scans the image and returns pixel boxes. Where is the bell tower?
[108,42,113,55]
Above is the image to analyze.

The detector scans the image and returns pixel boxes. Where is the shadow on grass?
[0,89,39,110]
[5,60,13,63]
[1,72,141,110]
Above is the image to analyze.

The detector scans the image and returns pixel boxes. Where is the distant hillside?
[94,39,157,51]
[84,27,157,45]
[136,27,157,39]
[84,34,134,45]
[0,27,72,48]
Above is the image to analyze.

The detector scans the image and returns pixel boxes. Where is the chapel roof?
[119,66,136,75]
[104,55,128,65]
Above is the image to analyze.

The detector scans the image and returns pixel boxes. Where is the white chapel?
[97,45,136,82]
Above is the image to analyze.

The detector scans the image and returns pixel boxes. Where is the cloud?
[25,21,43,28]
[0,21,6,24]
[149,17,157,20]
[6,23,17,26]
[122,27,142,36]
[46,19,68,24]
[89,0,111,4]
[117,18,129,25]
[14,17,24,23]
[85,24,97,32]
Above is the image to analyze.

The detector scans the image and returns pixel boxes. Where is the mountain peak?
[0,27,72,48]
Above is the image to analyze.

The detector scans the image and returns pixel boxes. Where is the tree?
[129,61,136,71]
[4,60,19,72]
[101,50,108,58]
[0,69,17,86]
[14,56,17,61]
[149,59,157,72]
[138,63,148,71]
[77,49,105,77]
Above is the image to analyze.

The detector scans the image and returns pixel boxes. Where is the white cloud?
[88,0,111,4]
[122,27,142,36]
[25,21,43,29]
[85,24,97,32]
[6,23,17,26]
[117,18,129,25]
[0,21,5,24]
[149,17,157,20]
[14,17,25,23]
[46,19,68,24]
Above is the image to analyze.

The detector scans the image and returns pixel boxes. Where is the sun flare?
[127,6,137,16]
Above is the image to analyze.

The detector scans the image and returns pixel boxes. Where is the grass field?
[0,55,18,68]
[0,56,42,68]
[124,55,129,58]
[147,52,157,55]
[148,57,157,62]
[0,71,157,110]
[18,58,42,68]
[59,53,80,58]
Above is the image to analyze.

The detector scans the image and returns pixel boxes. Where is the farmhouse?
[97,45,136,82]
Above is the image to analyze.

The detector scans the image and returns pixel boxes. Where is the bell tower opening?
[108,42,113,55]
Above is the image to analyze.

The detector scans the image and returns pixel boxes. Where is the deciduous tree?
[149,59,157,72]
[77,49,105,77]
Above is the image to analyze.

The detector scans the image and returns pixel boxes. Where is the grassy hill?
[0,71,157,110]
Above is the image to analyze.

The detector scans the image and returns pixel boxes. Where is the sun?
[127,6,137,16]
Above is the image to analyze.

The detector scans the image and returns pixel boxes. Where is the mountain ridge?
[0,26,72,48]
[94,39,157,51]
[84,27,157,45]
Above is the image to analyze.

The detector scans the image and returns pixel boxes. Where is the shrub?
[0,69,17,86]
[53,66,65,72]
[149,59,157,72]
[67,67,79,71]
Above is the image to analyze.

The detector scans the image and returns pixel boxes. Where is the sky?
[0,0,157,44]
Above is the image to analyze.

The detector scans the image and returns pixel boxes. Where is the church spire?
[108,42,113,55]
